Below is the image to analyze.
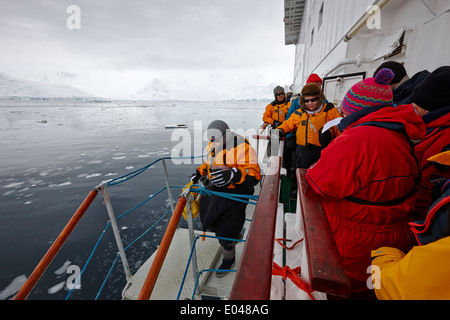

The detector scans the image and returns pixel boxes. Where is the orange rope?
[275,238,303,250]
[272,262,315,300]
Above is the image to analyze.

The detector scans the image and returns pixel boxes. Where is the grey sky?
[0,0,294,97]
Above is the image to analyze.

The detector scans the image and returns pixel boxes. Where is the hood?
[339,104,426,141]
[422,105,450,128]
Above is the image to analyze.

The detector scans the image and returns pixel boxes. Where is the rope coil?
[272,238,315,300]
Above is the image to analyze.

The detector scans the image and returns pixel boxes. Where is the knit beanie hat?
[306,73,323,85]
[273,86,285,96]
[341,68,394,116]
[374,61,407,85]
[410,66,450,112]
[207,120,229,142]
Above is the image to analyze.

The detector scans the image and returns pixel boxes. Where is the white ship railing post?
[162,158,175,214]
[186,193,200,297]
[97,183,132,282]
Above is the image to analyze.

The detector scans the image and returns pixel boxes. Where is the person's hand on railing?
[190,170,201,184]
[272,121,282,129]
[210,167,241,188]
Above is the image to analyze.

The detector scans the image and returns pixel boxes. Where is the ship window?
[386,31,405,58]
[373,26,407,60]
[318,3,324,30]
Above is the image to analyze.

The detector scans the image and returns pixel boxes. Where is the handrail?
[138,197,187,300]
[259,122,269,134]
[229,156,281,300]
[297,169,351,298]
[14,190,98,300]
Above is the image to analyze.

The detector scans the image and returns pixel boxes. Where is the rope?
[106,156,205,186]
[94,208,172,300]
[66,155,257,299]
[189,184,259,206]
[272,237,315,299]
[65,188,175,300]
[272,262,315,300]
[275,238,304,250]
[176,233,245,300]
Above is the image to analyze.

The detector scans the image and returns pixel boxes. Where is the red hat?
[306,74,323,85]
[341,68,394,116]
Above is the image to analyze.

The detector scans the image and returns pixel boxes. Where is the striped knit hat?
[341,68,394,116]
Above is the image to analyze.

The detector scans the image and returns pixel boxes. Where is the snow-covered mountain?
[0,72,98,99]
[135,73,289,101]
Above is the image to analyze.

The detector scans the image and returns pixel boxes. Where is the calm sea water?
[0,99,266,300]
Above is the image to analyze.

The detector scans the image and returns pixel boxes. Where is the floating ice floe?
[54,260,72,275]
[0,275,27,300]
[165,124,187,129]
[104,173,118,177]
[48,282,65,295]
[48,181,73,188]
[3,182,25,189]
[86,173,102,179]
[87,160,103,164]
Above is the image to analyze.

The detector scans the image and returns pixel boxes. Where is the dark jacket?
[393,70,430,106]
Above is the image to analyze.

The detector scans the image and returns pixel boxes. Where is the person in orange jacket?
[371,151,450,300]
[278,83,342,169]
[262,86,291,129]
[190,120,261,277]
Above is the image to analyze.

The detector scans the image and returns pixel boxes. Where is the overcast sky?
[0,0,295,98]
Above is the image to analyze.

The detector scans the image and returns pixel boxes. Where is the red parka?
[413,106,450,219]
[306,105,426,292]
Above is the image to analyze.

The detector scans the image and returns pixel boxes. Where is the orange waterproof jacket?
[263,101,290,125]
[197,133,261,192]
[371,237,450,300]
[278,102,342,147]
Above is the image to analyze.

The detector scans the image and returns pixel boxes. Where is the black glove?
[210,167,241,188]
[190,170,201,184]
[279,129,286,138]
[319,128,332,147]
[272,121,282,129]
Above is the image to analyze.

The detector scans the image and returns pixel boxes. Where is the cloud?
[0,0,294,97]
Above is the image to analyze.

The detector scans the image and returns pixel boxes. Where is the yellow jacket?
[197,133,261,190]
[263,101,290,125]
[371,236,450,300]
[278,103,342,147]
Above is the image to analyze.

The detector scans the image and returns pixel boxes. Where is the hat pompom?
[374,68,395,85]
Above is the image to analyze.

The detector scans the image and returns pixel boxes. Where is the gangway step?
[122,228,221,300]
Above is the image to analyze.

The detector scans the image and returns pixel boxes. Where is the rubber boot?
[216,246,235,278]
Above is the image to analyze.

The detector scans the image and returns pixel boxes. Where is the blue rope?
[65,187,178,300]
[94,208,172,300]
[65,223,111,300]
[191,268,237,300]
[189,185,259,205]
[176,233,245,300]
[106,156,205,186]
[66,154,259,300]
